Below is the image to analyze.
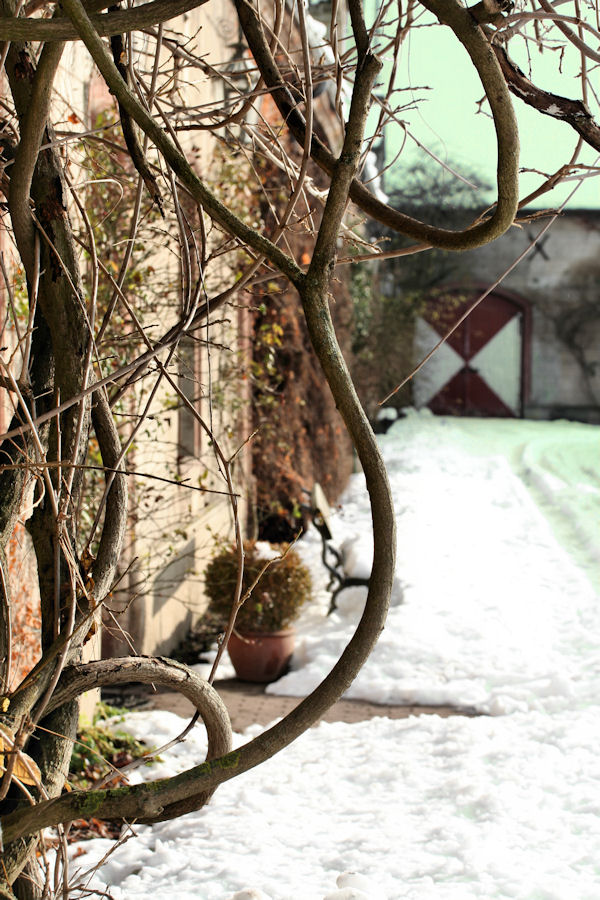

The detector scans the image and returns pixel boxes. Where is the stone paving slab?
[144,678,477,733]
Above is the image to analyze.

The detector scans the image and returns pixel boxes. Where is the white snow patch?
[272,412,600,715]
[69,412,600,900]
[68,709,600,900]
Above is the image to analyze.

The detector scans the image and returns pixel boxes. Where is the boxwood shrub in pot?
[204,541,313,682]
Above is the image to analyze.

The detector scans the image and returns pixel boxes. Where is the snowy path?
[270,413,600,716]
[71,413,600,899]
[69,708,600,900]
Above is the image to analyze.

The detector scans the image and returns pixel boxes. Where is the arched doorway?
[413,286,530,417]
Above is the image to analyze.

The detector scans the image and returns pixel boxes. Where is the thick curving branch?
[234,0,519,251]
[47,657,232,763]
[6,31,65,279]
[0,657,232,856]
[0,0,208,42]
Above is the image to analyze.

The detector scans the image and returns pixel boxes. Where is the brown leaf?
[0,723,41,786]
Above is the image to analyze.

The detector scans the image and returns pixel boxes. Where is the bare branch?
[235,0,520,251]
[58,0,304,286]
[0,0,209,42]
[491,41,600,153]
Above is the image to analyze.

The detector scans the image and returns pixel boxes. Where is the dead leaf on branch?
[0,723,41,787]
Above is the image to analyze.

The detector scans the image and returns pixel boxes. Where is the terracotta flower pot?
[227,628,295,683]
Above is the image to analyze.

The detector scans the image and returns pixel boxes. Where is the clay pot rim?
[232,627,296,638]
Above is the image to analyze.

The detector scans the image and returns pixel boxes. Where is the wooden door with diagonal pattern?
[413,289,526,417]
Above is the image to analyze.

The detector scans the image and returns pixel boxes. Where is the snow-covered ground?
[269,411,600,715]
[69,411,600,899]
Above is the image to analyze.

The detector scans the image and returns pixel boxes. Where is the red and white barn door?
[413,289,526,417]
